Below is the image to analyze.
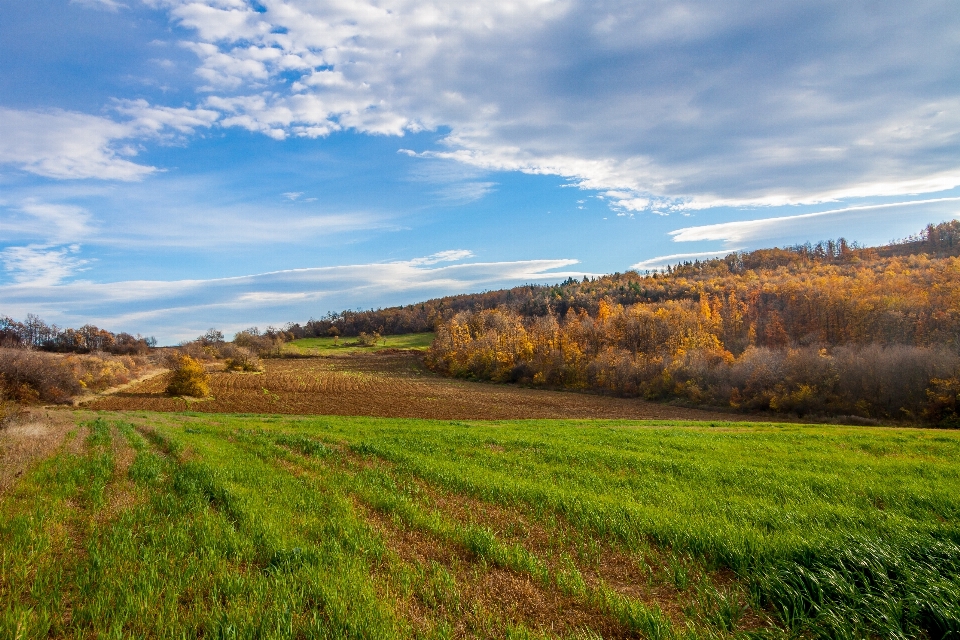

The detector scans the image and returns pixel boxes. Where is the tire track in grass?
[338,445,780,638]
[226,429,468,638]
[359,499,632,639]
[261,432,664,639]
[392,473,777,636]
[323,419,960,639]
[231,428,558,636]
[269,430,774,637]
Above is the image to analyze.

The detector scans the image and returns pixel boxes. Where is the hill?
[282,221,960,424]
[286,220,960,341]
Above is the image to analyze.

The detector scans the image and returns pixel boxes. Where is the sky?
[1,0,959,344]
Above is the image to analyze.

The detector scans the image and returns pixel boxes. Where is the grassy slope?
[286,333,435,355]
[2,413,958,638]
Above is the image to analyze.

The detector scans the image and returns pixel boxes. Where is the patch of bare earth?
[86,351,738,421]
[0,408,83,494]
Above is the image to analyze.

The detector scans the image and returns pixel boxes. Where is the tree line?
[0,314,156,355]
[425,221,960,424]
[286,221,960,339]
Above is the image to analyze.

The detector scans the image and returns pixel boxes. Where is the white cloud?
[407,249,473,266]
[113,99,220,135]
[1,244,87,286]
[5,201,92,244]
[71,0,127,10]
[630,250,737,271]
[139,0,960,211]
[0,104,218,181]
[0,108,155,180]
[669,197,960,246]
[0,253,582,343]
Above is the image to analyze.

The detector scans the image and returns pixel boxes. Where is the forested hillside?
[290,221,960,340]
[421,221,960,423]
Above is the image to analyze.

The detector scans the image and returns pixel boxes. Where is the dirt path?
[85,351,740,421]
[73,367,169,407]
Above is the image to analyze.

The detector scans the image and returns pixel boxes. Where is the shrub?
[0,348,80,404]
[221,344,263,372]
[355,331,382,347]
[65,353,147,392]
[166,355,210,397]
[233,330,285,357]
[925,375,960,426]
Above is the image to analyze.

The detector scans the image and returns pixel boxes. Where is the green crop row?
[2,412,958,638]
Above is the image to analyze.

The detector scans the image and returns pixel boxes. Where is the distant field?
[2,412,958,638]
[86,350,733,421]
[286,332,435,355]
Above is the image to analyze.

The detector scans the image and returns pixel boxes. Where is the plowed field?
[86,350,735,420]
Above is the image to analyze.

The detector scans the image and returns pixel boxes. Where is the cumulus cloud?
[140,0,960,210]
[0,253,582,342]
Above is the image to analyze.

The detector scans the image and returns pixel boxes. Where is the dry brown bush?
[0,348,149,406]
[65,353,149,393]
[220,344,263,372]
[0,348,81,404]
[233,330,285,357]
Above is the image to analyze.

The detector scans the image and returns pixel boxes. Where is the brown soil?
[85,351,739,421]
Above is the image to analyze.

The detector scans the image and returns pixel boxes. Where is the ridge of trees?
[285,220,960,339]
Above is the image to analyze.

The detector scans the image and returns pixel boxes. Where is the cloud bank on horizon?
[1,0,959,340]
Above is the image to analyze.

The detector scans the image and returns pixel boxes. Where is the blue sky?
[2,0,959,343]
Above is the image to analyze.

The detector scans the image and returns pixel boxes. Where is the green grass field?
[286,332,435,355]
[2,413,958,638]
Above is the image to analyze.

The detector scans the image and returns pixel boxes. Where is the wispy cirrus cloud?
[0,102,218,181]
[668,197,960,246]
[1,244,88,286]
[1,200,94,285]
[70,0,127,11]
[0,251,583,343]
[5,201,93,244]
[630,250,739,272]
[0,108,155,180]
